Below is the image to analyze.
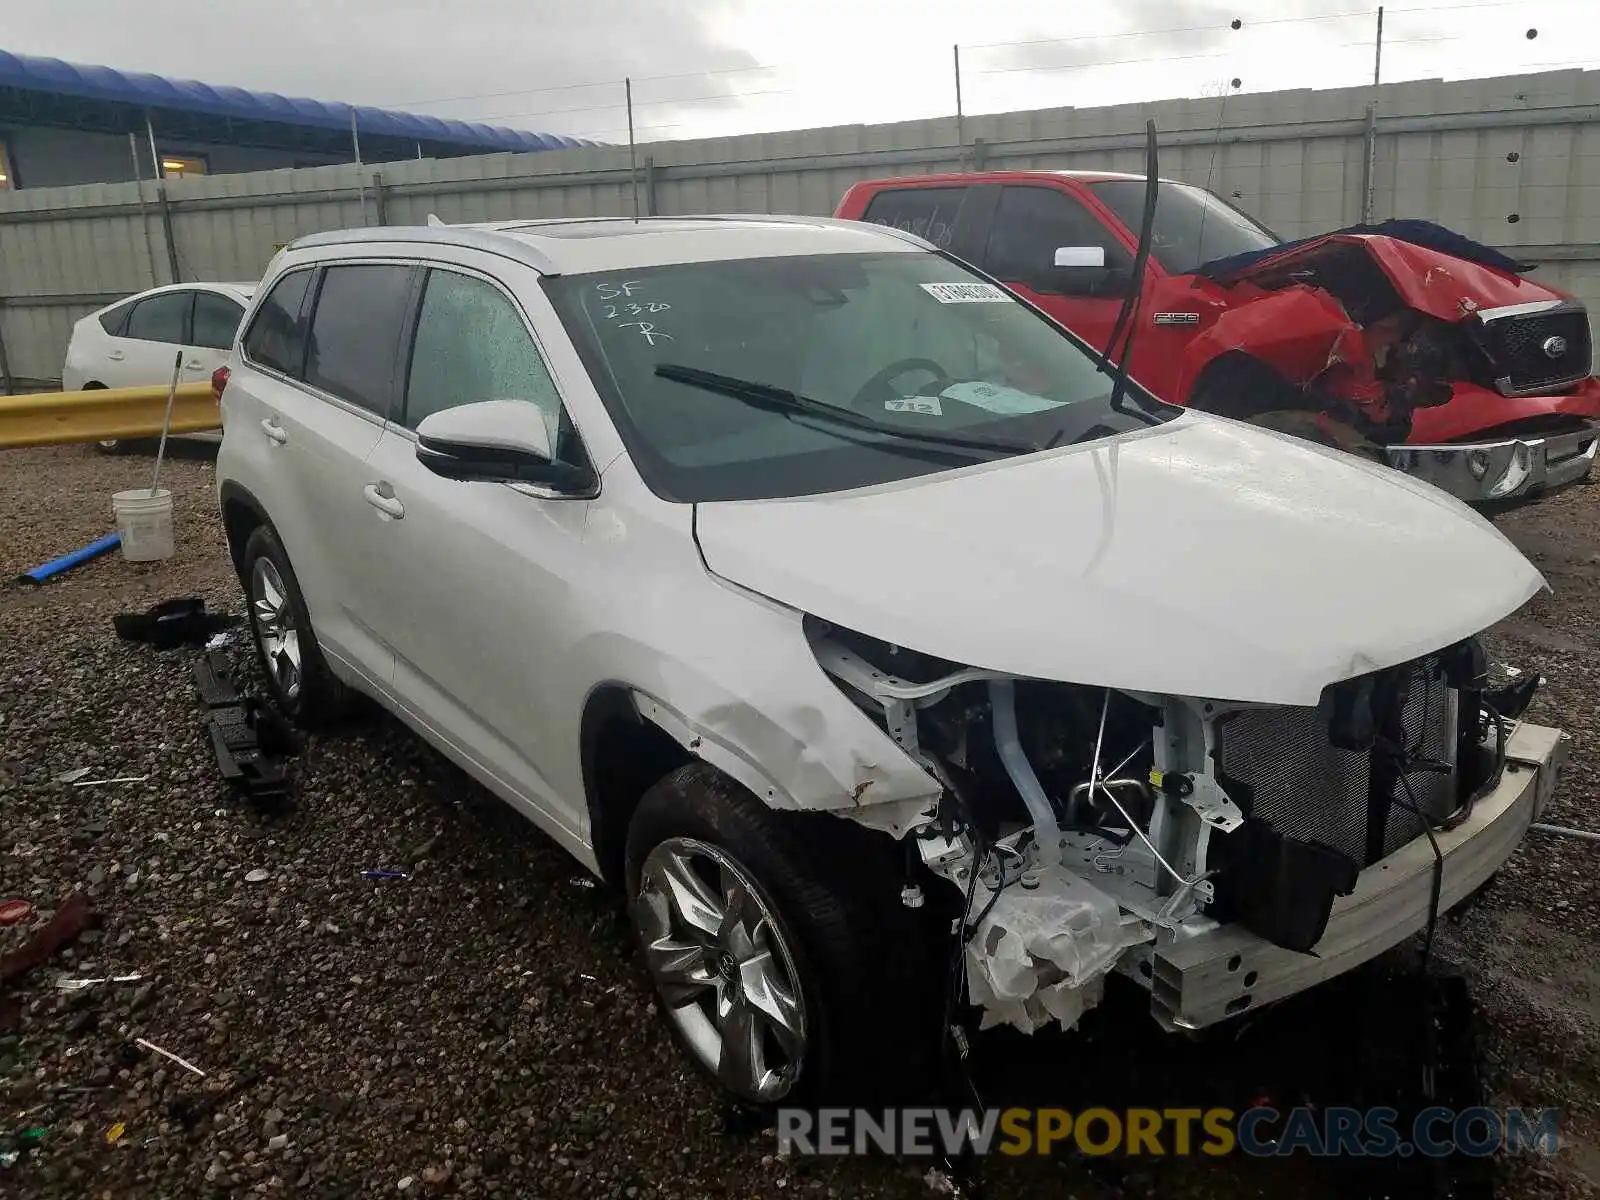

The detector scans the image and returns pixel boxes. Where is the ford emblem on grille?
[1542,334,1570,359]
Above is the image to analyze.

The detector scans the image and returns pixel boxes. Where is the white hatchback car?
[63,281,256,452]
[215,216,1567,1106]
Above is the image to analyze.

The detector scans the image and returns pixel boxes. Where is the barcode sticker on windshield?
[919,282,1011,304]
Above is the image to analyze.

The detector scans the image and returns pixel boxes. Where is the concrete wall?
[3,67,1599,386]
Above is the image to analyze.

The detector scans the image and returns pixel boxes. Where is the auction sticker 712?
[920,282,1011,303]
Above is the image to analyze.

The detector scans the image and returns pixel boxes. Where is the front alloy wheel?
[635,837,808,1103]
[249,555,302,704]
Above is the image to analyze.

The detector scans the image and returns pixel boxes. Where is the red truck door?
[975,184,1141,362]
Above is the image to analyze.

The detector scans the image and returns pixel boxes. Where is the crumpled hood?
[694,415,1545,705]
[1203,231,1558,323]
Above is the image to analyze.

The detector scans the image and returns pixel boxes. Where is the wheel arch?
[580,683,694,888]
[1185,350,1303,422]
[219,480,271,575]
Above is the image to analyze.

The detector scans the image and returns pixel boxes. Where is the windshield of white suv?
[544,251,1175,502]
[1087,180,1280,274]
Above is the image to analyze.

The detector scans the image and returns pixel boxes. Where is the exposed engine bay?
[807,616,1541,1035]
[1185,229,1597,456]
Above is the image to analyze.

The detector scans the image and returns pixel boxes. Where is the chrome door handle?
[260,417,288,444]
[185,358,204,370]
[107,350,125,361]
[363,482,405,519]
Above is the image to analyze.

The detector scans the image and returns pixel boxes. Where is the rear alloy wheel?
[635,836,809,1102]
[240,524,350,726]
[251,555,303,706]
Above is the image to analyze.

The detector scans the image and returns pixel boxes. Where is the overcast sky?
[5,0,1596,144]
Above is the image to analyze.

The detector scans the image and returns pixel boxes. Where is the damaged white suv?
[216,214,1568,1106]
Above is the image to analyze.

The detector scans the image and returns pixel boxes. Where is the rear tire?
[625,762,941,1108]
[83,384,126,454]
[240,523,351,726]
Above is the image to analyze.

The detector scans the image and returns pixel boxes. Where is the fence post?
[127,133,163,289]
[1361,102,1378,224]
[371,172,389,225]
[643,156,657,216]
[971,137,989,171]
[0,309,14,395]
[156,183,182,283]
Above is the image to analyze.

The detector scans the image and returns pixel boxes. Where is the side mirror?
[1040,250,1134,298]
[1054,245,1107,269]
[415,400,593,494]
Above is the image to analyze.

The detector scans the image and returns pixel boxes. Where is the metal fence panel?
[2,68,1599,386]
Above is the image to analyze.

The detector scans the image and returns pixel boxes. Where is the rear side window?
[124,292,192,344]
[98,300,134,336]
[243,270,314,378]
[192,291,245,351]
[303,265,415,417]
[861,187,968,249]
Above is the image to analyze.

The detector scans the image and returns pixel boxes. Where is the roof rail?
[663,211,939,252]
[286,226,562,275]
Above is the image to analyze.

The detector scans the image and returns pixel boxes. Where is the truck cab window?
[861,187,969,250]
[985,186,1132,295]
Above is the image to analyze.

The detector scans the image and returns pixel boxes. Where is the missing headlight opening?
[805,618,1527,1036]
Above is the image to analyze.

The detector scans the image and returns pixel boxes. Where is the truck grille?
[1216,659,1458,869]
[1476,304,1593,396]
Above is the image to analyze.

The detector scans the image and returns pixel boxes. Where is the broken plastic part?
[114,597,241,649]
[0,899,34,926]
[963,862,1151,1034]
[195,653,296,805]
[0,890,95,985]
[134,1037,206,1078]
[56,973,142,991]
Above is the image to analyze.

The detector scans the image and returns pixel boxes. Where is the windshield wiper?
[654,363,1039,458]
[1094,119,1165,429]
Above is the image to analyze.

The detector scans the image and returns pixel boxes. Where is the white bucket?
[111,488,175,562]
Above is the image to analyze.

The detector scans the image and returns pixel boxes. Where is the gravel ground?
[1,441,1598,1199]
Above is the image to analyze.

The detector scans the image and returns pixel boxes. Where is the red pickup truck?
[835,171,1600,502]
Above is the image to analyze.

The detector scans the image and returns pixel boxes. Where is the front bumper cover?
[1142,719,1567,1031]
[1386,423,1599,502]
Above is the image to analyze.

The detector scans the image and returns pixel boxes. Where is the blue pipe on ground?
[17,532,121,583]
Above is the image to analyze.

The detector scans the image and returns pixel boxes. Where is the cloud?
[1,0,762,140]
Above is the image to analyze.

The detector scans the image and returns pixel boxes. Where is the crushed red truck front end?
[1176,228,1600,500]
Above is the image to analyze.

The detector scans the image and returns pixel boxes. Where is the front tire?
[1190,355,1387,463]
[625,763,940,1107]
[240,524,350,726]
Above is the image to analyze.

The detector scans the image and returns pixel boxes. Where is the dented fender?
[628,681,939,836]
[1177,284,1358,400]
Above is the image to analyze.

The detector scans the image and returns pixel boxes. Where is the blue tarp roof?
[0,50,598,153]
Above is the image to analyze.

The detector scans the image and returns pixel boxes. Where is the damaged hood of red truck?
[1202,231,1556,322]
[694,415,1546,707]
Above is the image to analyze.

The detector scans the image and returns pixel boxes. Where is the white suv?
[216,216,1567,1106]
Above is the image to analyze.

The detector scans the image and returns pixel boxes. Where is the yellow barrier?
[0,383,220,449]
